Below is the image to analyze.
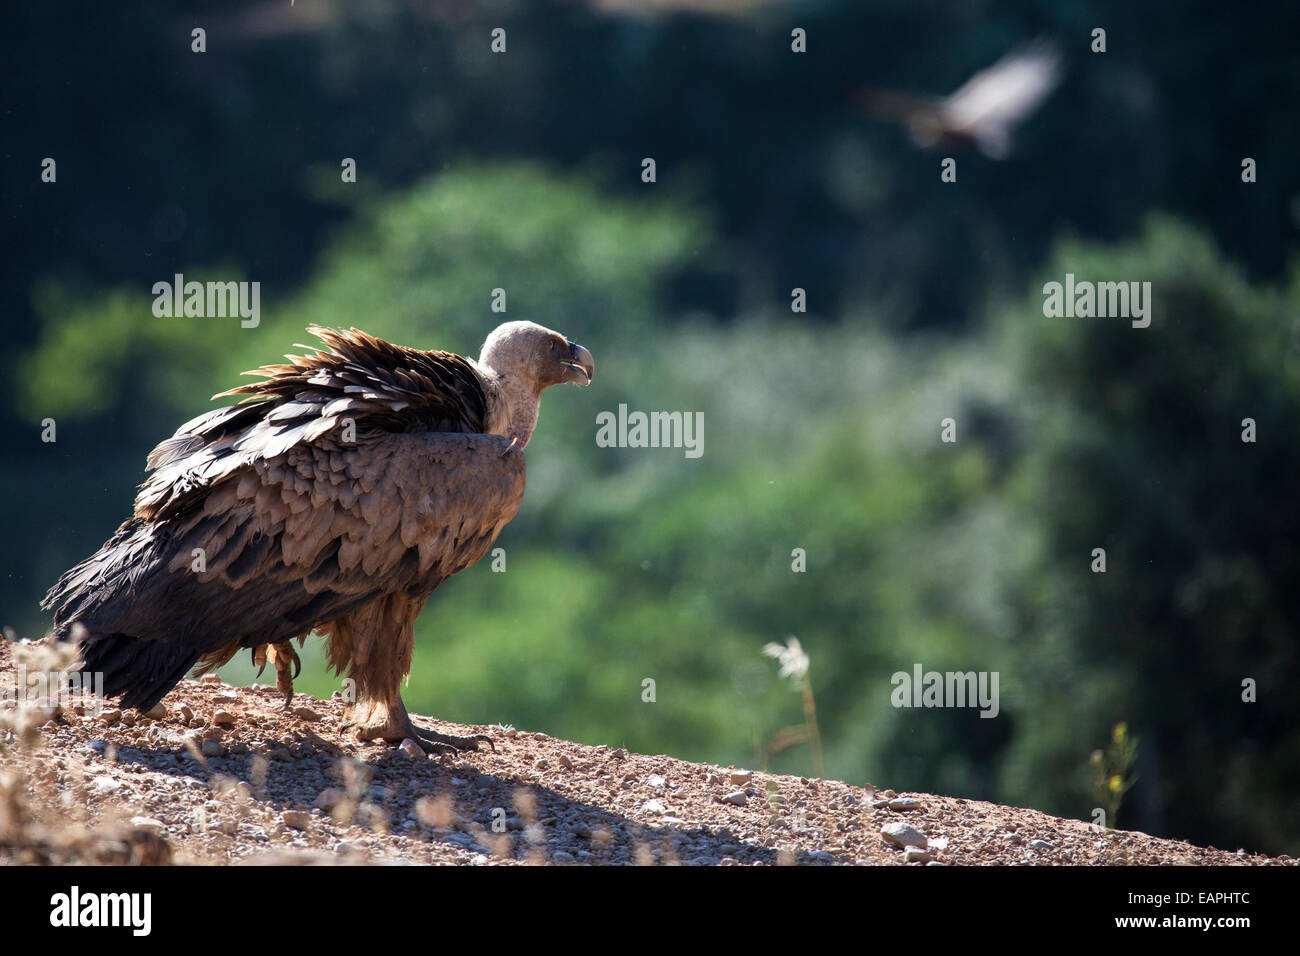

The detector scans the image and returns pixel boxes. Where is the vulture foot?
[409,726,496,757]
[342,696,495,756]
[253,641,301,709]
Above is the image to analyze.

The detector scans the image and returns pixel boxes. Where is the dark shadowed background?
[3,0,1299,855]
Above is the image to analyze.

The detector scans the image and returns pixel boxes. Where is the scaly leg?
[325,594,494,756]
[341,693,493,756]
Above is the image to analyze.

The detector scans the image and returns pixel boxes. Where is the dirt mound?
[0,640,1289,866]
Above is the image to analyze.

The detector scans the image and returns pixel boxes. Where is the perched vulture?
[42,322,594,754]
[857,40,1061,159]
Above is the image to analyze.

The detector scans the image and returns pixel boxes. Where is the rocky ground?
[0,640,1291,866]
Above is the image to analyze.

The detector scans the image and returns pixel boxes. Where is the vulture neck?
[481,366,542,447]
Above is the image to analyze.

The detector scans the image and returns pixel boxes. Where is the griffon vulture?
[42,322,594,755]
[857,40,1062,159]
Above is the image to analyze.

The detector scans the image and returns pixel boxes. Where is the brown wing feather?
[46,432,524,658]
[136,326,487,521]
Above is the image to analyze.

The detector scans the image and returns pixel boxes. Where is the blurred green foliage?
[11,168,1300,854]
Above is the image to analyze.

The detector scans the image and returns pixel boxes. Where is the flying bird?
[857,40,1062,159]
[42,322,594,755]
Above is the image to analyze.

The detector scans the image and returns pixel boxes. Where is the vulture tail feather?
[76,631,201,713]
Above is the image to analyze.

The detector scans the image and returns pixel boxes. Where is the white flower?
[762,636,809,682]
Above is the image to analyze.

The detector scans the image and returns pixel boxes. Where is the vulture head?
[477,320,595,445]
[479,320,595,392]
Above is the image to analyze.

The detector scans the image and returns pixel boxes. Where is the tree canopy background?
[3,0,1298,855]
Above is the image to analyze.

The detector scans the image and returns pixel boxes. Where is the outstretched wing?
[942,41,1061,139]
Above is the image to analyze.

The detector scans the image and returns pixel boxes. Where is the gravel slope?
[0,640,1290,866]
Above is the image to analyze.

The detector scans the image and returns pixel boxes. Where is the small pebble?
[881,822,928,849]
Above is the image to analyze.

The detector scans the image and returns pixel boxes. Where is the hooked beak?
[559,341,594,386]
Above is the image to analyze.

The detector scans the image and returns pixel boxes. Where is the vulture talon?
[413,726,495,755]
[342,696,493,757]
[259,642,300,709]
[416,738,461,758]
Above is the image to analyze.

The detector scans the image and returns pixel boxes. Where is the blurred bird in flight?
[857,40,1062,159]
